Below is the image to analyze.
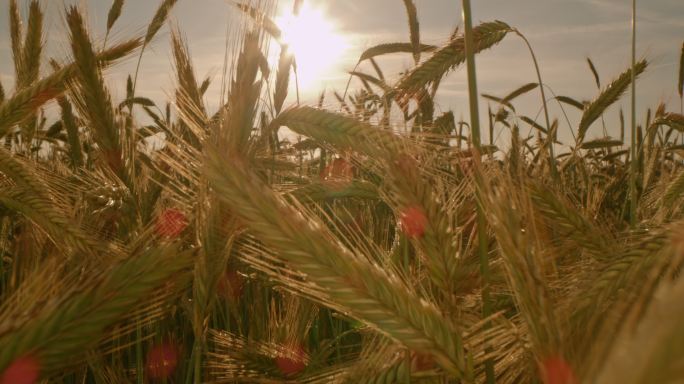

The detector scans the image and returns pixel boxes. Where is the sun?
[275,2,348,92]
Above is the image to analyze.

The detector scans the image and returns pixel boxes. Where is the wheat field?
[0,0,684,383]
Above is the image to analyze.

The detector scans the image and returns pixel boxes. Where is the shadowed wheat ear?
[0,245,192,376]
[530,183,612,259]
[395,21,511,94]
[577,60,647,144]
[0,147,106,255]
[204,148,468,378]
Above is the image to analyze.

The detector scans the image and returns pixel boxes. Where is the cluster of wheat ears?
[0,0,683,383]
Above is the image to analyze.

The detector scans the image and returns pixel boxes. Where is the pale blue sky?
[0,0,682,144]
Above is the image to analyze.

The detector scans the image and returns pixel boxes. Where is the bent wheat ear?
[274,106,406,156]
[396,21,511,94]
[577,60,647,144]
[0,38,141,138]
[204,149,467,378]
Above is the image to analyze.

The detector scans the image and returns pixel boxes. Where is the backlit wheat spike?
[67,7,124,177]
[273,47,294,115]
[221,30,265,153]
[204,149,468,377]
[274,106,407,157]
[0,245,191,376]
[171,27,207,143]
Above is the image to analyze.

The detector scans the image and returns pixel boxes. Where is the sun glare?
[275,3,348,92]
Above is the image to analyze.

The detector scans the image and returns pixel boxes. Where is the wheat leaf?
[402,0,421,64]
[556,95,585,110]
[587,57,601,89]
[359,42,436,63]
[678,42,683,98]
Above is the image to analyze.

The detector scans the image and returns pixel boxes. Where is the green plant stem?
[629,0,638,228]
[461,1,495,383]
[515,29,557,181]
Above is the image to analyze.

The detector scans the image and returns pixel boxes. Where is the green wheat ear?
[577,60,647,144]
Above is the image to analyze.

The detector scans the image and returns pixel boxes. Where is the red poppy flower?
[275,345,307,377]
[539,356,577,384]
[146,342,179,381]
[399,206,428,238]
[0,355,40,384]
[155,208,188,239]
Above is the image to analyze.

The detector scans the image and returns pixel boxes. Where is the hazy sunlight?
[275,3,348,92]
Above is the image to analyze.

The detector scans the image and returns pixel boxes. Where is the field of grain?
[1,0,683,383]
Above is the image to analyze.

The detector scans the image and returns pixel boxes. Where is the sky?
[0,0,682,145]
